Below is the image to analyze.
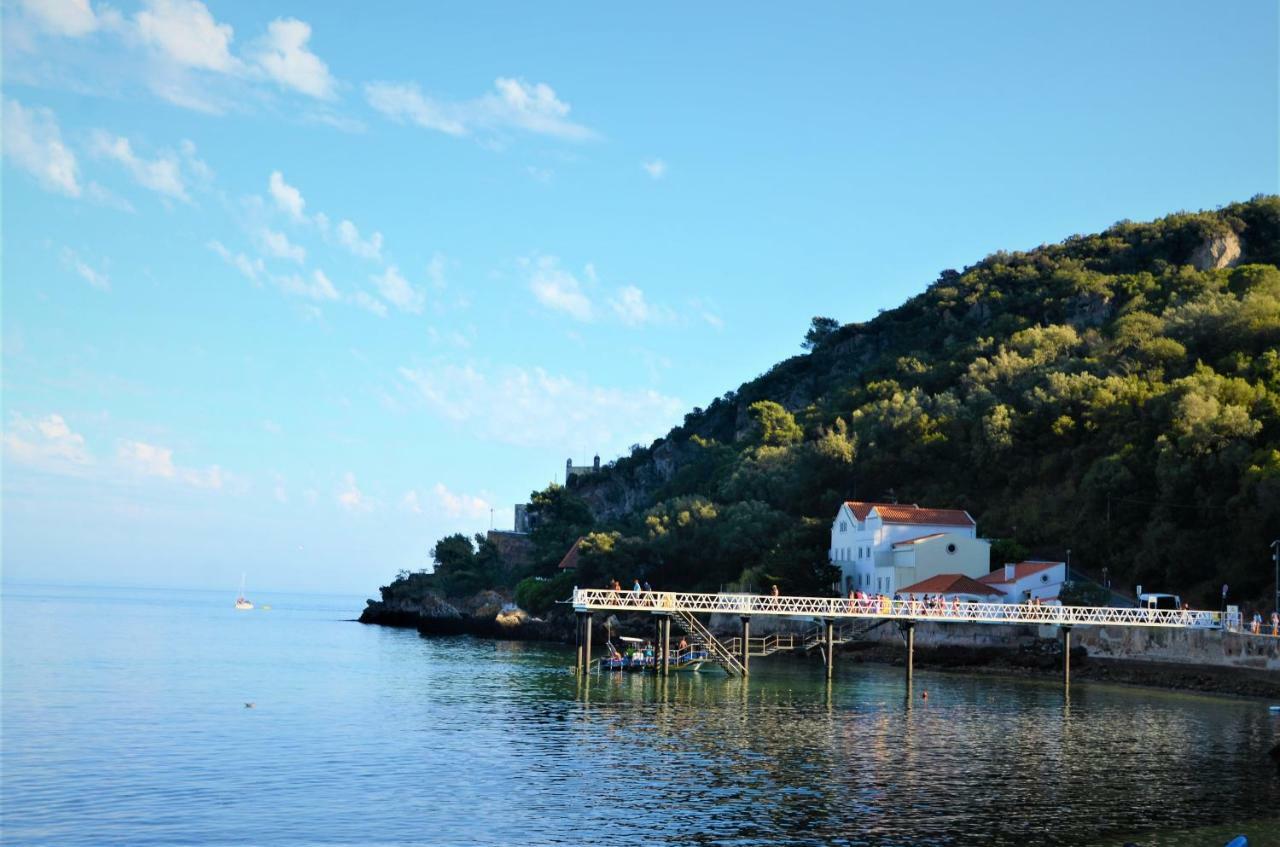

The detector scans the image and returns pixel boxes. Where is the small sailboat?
[235,573,254,611]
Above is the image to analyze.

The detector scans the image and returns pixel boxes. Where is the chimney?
[593,454,600,471]
[1004,563,1016,581]
[566,458,572,478]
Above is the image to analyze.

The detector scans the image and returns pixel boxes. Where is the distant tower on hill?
[566,454,601,483]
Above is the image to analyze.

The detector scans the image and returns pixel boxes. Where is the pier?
[571,588,1224,684]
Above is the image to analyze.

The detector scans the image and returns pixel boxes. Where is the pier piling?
[583,612,593,674]
[740,616,751,676]
[824,619,835,679]
[904,620,915,685]
[574,612,584,674]
[1062,625,1072,688]
[662,616,671,676]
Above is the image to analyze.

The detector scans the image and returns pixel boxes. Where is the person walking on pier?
[1271,611,1279,637]
[771,584,780,598]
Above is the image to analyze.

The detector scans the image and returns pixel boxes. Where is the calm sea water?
[2,583,1278,847]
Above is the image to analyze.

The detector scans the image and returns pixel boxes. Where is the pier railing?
[571,589,1221,630]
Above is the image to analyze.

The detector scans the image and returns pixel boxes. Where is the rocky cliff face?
[1190,230,1243,270]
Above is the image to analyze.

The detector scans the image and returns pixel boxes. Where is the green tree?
[802,316,840,350]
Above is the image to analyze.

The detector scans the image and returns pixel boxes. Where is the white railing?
[571,589,1222,630]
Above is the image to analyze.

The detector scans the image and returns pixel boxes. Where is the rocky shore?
[358,589,572,641]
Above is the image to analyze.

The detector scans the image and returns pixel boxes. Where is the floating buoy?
[1269,705,1280,712]
[922,691,928,700]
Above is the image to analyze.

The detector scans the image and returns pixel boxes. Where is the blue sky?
[3,0,1276,595]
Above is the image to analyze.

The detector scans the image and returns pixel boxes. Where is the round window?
[1040,574,1049,583]
[946,543,957,554]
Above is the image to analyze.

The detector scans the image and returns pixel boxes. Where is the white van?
[1138,592,1181,610]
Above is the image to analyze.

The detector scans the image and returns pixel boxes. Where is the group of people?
[1247,610,1280,636]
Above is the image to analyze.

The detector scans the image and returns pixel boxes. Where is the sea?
[2,582,1278,846]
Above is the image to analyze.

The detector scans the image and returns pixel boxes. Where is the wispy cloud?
[433,482,491,519]
[641,158,667,179]
[134,0,240,73]
[16,0,105,37]
[259,227,306,263]
[370,265,423,313]
[89,130,191,202]
[337,219,383,261]
[61,247,110,291]
[609,285,674,326]
[3,412,93,473]
[398,362,683,450]
[208,240,264,281]
[2,98,81,196]
[522,255,594,321]
[272,269,338,301]
[338,471,371,512]
[117,438,225,488]
[365,77,596,142]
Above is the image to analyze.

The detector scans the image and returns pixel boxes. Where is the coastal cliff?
[358,585,570,641]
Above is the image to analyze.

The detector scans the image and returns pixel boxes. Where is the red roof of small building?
[891,533,947,548]
[898,573,1005,596]
[843,501,913,520]
[978,560,1063,584]
[557,538,584,570]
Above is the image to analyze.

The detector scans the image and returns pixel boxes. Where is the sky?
[2,0,1277,595]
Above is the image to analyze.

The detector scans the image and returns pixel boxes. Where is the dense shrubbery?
[404,197,1280,609]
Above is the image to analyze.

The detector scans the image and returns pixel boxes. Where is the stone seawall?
[860,620,1280,672]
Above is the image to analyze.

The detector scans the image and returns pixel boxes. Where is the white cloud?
[523,255,593,321]
[250,18,335,100]
[115,439,225,488]
[117,439,176,478]
[353,291,388,317]
[425,252,447,289]
[17,0,100,37]
[398,362,683,450]
[134,0,239,73]
[259,228,306,263]
[433,482,491,519]
[337,219,383,261]
[641,158,667,179]
[273,269,338,301]
[371,265,423,313]
[208,240,264,281]
[90,131,189,201]
[401,489,423,513]
[364,82,466,135]
[609,285,675,326]
[3,413,93,472]
[61,248,110,291]
[2,98,81,197]
[365,77,594,141]
[268,170,306,221]
[338,472,371,512]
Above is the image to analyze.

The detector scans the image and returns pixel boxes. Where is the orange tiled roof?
[898,573,1005,596]
[843,501,913,520]
[873,504,975,527]
[978,560,1062,584]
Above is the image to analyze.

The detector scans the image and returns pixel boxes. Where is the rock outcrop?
[359,587,571,641]
[1189,230,1243,270]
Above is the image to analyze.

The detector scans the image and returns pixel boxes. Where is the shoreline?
[358,611,1280,700]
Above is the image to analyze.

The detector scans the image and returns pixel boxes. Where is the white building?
[978,560,1066,605]
[830,501,988,596]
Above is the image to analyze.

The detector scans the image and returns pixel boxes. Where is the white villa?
[978,560,1067,605]
[830,501,989,596]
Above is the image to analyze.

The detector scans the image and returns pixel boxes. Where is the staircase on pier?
[670,609,745,676]
[724,619,887,658]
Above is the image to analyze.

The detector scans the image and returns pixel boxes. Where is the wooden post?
[906,620,915,685]
[662,616,671,675]
[574,612,584,674]
[1063,625,1071,688]
[825,619,835,680]
[740,616,751,676]
[583,612,593,674]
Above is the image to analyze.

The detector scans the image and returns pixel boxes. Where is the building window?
[839,521,847,533]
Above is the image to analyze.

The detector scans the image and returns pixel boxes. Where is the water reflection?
[566,656,1279,846]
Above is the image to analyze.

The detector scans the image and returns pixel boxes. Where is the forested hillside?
[419,197,1280,613]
